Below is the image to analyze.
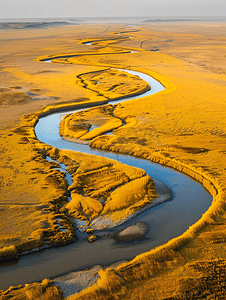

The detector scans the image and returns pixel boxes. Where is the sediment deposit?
[1,20,226,299]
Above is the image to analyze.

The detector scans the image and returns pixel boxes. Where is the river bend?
[0,67,212,289]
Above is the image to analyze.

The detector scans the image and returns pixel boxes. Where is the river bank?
[0,59,213,295]
[0,21,226,299]
[0,59,211,290]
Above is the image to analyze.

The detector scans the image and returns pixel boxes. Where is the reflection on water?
[0,69,212,290]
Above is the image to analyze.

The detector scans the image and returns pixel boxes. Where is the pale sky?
[1,0,226,19]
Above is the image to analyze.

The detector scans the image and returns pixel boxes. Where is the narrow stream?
[0,68,212,290]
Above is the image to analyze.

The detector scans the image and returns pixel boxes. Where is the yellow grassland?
[0,122,75,258]
[0,97,155,261]
[0,22,226,298]
[66,192,103,222]
[64,28,226,299]
[59,68,151,141]
[60,106,123,141]
[66,27,226,299]
[0,278,64,300]
[101,175,154,215]
[48,148,156,224]
[78,69,150,100]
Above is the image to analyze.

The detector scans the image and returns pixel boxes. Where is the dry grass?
[60,106,123,141]
[0,126,71,251]
[50,149,156,224]
[0,91,31,107]
[0,278,64,300]
[78,68,150,100]
[66,192,103,221]
[0,245,19,263]
[62,24,226,299]
[102,175,155,215]
[1,21,226,299]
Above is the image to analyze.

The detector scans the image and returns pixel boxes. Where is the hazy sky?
[1,0,226,19]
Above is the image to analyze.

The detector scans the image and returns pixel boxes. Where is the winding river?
[0,67,212,290]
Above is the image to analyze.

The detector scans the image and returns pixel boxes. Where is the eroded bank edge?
[1,67,220,298]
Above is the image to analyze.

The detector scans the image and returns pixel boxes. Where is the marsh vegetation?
[0,19,226,299]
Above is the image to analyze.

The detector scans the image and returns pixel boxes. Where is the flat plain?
[0,19,226,299]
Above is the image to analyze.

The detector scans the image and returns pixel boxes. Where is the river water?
[0,68,212,290]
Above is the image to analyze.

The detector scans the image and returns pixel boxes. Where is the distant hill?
[0,21,76,30]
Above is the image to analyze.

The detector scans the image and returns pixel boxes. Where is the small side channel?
[0,68,213,290]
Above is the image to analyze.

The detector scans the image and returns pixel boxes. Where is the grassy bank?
[0,22,226,298]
